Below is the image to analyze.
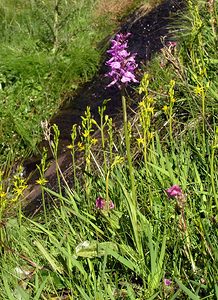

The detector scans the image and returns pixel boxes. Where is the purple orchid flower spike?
[106,32,138,89]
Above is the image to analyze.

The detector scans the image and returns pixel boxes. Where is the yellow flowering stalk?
[0,167,29,222]
[68,124,78,187]
[0,171,7,215]
[138,73,155,167]
[162,80,176,144]
[80,107,95,202]
[169,79,176,143]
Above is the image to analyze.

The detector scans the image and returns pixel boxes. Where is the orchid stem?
[122,91,141,255]
[121,93,136,203]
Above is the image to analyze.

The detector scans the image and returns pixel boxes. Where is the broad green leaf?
[75,241,118,258]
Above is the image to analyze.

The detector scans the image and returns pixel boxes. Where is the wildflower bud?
[109,200,115,209]
[165,185,187,214]
[166,41,177,48]
[164,278,172,286]
[165,185,182,198]
[95,197,106,209]
[95,197,115,210]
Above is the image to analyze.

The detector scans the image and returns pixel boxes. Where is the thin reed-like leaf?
[34,240,62,273]
[175,278,201,300]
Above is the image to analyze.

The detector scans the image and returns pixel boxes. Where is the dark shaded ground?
[23,0,185,214]
[50,0,185,140]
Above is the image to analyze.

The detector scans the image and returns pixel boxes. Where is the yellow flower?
[137,138,144,145]
[0,191,7,198]
[13,180,28,195]
[162,105,168,112]
[83,130,90,138]
[139,100,146,108]
[147,132,154,140]
[146,107,154,114]
[77,142,85,151]
[67,144,74,149]
[91,138,98,145]
[13,187,27,196]
[194,86,203,95]
[147,96,154,104]
[36,178,48,186]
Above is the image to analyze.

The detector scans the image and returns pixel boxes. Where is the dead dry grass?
[94,0,142,21]
[94,0,162,23]
[95,0,135,17]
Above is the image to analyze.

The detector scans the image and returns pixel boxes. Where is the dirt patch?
[95,0,138,20]
[94,0,161,22]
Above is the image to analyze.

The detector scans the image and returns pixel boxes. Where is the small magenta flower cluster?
[165,185,182,198]
[106,33,138,88]
[95,196,114,210]
[166,41,177,48]
[164,278,172,286]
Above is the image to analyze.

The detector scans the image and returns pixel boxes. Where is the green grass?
[0,0,218,299]
[1,133,217,298]
[0,0,145,166]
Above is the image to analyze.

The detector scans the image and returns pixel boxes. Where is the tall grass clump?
[0,0,217,299]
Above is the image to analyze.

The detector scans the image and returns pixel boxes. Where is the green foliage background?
[0,0,118,163]
[0,0,217,299]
